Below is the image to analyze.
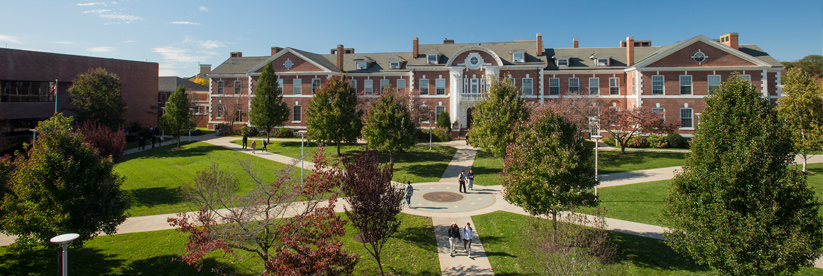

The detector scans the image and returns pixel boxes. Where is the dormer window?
[556,58,569,67]
[356,62,368,70]
[513,52,525,63]
[427,54,438,65]
[390,62,401,69]
[596,58,610,66]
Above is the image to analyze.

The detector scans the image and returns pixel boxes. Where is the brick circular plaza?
[422,191,465,203]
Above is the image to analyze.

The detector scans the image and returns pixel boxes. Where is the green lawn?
[473,211,823,275]
[231,140,457,183]
[115,142,301,217]
[470,149,688,187]
[0,213,437,276]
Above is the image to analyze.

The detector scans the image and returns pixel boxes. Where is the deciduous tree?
[168,146,357,275]
[342,150,404,276]
[502,107,598,234]
[306,75,362,155]
[0,114,127,249]
[600,106,674,153]
[782,55,823,78]
[67,67,127,128]
[544,93,605,136]
[777,68,823,172]
[468,77,531,157]
[76,120,126,162]
[361,89,417,163]
[249,63,289,142]
[160,86,196,148]
[664,74,823,275]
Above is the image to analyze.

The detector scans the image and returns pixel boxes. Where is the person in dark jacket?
[448,222,461,256]
[405,181,414,207]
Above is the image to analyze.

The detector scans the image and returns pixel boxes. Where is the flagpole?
[54,79,58,114]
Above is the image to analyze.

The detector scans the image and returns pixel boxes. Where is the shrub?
[626,136,650,148]
[76,121,127,162]
[417,128,452,142]
[667,133,688,148]
[240,126,260,136]
[434,127,452,142]
[273,128,293,138]
[601,134,616,147]
[647,135,668,148]
[436,111,451,130]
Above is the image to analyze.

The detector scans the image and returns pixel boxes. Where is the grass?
[230,140,457,183]
[0,213,438,276]
[470,149,688,186]
[115,141,301,217]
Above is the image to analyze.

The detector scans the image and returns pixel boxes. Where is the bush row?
[600,133,689,149]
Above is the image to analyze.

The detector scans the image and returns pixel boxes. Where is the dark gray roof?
[409,41,548,67]
[210,56,269,75]
[158,76,208,92]
[547,46,661,70]
[320,52,414,73]
[739,44,783,67]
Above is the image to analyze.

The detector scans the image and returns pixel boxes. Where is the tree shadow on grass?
[0,246,122,275]
[121,142,218,162]
[399,163,450,180]
[120,255,248,276]
[610,231,710,273]
[599,151,687,175]
[126,187,183,209]
[394,226,437,252]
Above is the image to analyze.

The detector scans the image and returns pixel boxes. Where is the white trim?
[679,75,693,95]
[651,75,664,95]
[631,35,773,68]
[283,95,314,98]
[444,45,505,67]
[246,47,335,74]
[636,66,774,72]
[544,69,625,75]
[641,95,709,99]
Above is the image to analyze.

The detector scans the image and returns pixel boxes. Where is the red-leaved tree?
[544,93,605,136]
[168,146,357,275]
[342,149,404,276]
[76,120,127,162]
[600,106,676,153]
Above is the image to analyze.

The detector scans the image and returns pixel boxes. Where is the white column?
[776,71,782,97]
[449,68,463,128]
[539,68,545,105]
[761,70,768,98]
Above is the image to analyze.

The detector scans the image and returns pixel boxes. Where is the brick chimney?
[271,47,281,56]
[536,33,543,56]
[230,52,242,58]
[444,39,454,44]
[413,37,419,59]
[626,36,635,66]
[336,44,344,71]
[573,38,579,48]
[199,64,211,76]
[720,33,739,50]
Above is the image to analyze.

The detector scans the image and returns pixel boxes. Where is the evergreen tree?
[249,63,289,142]
[777,67,823,172]
[361,89,416,163]
[68,67,127,128]
[306,76,362,155]
[160,86,196,148]
[664,74,823,275]
[468,77,530,157]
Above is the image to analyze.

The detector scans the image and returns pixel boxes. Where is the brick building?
[205,33,783,137]
[0,48,159,134]
[158,75,210,129]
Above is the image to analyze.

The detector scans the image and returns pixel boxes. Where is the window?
[277,79,283,89]
[397,79,406,92]
[522,78,533,96]
[364,79,373,94]
[569,78,579,93]
[680,108,693,128]
[589,78,599,95]
[234,80,241,94]
[739,74,751,83]
[380,79,390,92]
[419,79,429,95]
[708,75,721,93]
[292,78,302,95]
[293,105,302,122]
[652,107,665,118]
[436,79,446,95]
[235,110,242,122]
[356,62,367,70]
[470,78,479,93]
[217,81,224,94]
[215,103,224,119]
[679,75,692,95]
[435,106,445,121]
[630,76,635,95]
[549,78,560,95]
[312,78,321,94]
[597,58,610,66]
[652,75,664,95]
[390,62,401,69]
[0,80,56,102]
[609,77,619,95]
[513,52,525,63]
[350,79,357,92]
[556,59,569,67]
[427,54,438,65]
[480,78,486,92]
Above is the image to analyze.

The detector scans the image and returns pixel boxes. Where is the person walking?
[251,140,257,154]
[242,133,248,149]
[462,222,474,257]
[138,136,145,150]
[404,181,414,208]
[459,170,467,193]
[448,222,460,256]
[150,135,155,149]
[262,140,268,152]
[468,169,475,191]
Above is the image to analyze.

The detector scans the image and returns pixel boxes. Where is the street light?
[50,233,79,276]
[298,130,307,186]
[589,116,601,196]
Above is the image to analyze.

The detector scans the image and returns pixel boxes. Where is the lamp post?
[589,116,601,196]
[298,130,307,186]
[50,233,79,276]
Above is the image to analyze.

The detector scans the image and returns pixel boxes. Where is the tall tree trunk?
[337,142,342,156]
[376,251,384,276]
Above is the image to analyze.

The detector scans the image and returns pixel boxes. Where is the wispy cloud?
[198,6,208,12]
[153,47,205,63]
[171,21,199,26]
[0,34,22,44]
[77,2,106,6]
[82,1,141,24]
[98,12,141,22]
[123,39,135,43]
[88,46,114,53]
[53,41,77,45]
[83,9,111,14]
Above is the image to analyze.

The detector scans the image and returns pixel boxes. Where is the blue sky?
[1,0,821,77]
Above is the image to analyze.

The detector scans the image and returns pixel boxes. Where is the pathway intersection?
[2,136,821,274]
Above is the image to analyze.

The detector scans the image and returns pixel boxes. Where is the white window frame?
[419,79,429,95]
[739,74,751,83]
[513,52,525,63]
[234,80,241,94]
[680,108,693,128]
[380,79,390,92]
[293,105,302,122]
[480,78,486,92]
[292,78,302,95]
[235,109,242,122]
[216,81,224,94]
[215,103,224,119]
[435,106,446,121]
[436,79,446,95]
[549,78,560,95]
[350,79,357,92]
[569,78,579,93]
[427,54,438,65]
[397,79,406,92]
[556,59,569,67]
[522,78,533,96]
[596,58,610,66]
[708,75,721,93]
[356,62,368,70]
[390,62,400,69]
[364,79,374,94]
[470,78,479,93]
[277,79,284,89]
[679,75,692,95]
[312,78,321,94]
[630,76,636,95]
[609,77,619,95]
[652,75,664,95]
[652,107,665,119]
[589,78,599,95]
